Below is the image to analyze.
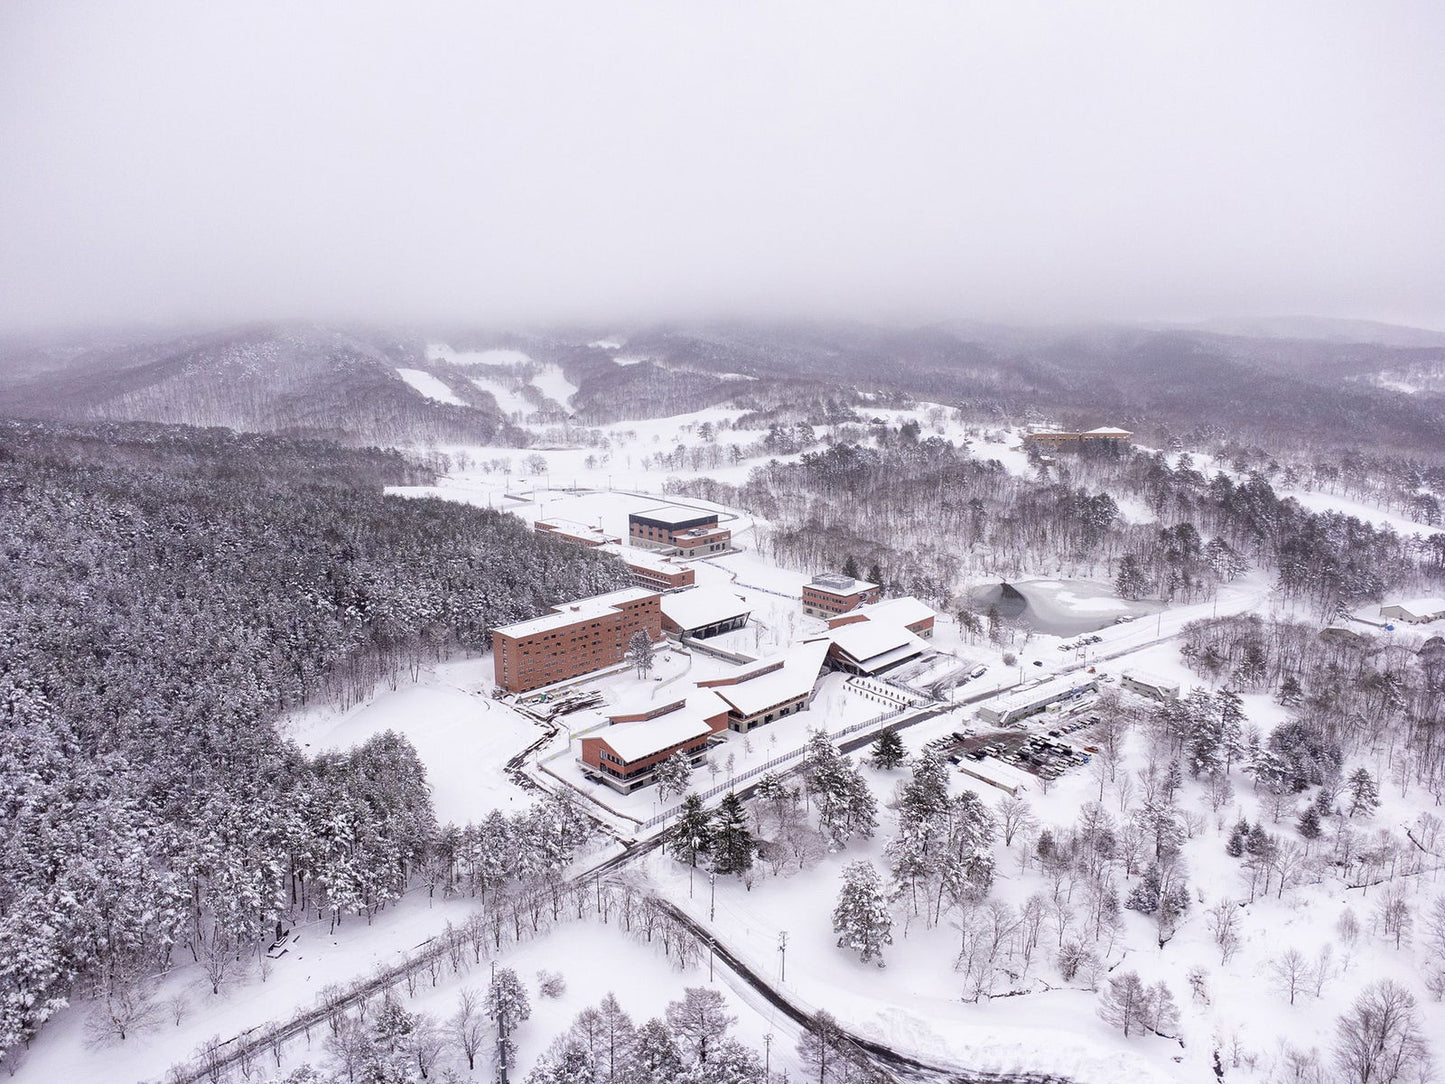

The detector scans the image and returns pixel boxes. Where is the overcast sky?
[2,1,1443,332]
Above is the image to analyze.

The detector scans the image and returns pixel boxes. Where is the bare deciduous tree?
[1333,980,1430,1084]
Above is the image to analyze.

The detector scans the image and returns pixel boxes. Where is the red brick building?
[534,519,620,548]
[491,587,662,693]
[628,505,732,557]
[694,641,828,733]
[1023,426,1133,451]
[604,545,697,591]
[578,692,730,793]
[802,573,881,618]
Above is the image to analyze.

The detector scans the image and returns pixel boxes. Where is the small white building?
[957,757,1032,797]
[1120,669,1182,701]
[979,674,1099,726]
[1380,598,1445,625]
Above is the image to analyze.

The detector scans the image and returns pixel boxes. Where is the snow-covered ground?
[36,393,1445,1084]
[282,657,540,823]
[395,367,466,406]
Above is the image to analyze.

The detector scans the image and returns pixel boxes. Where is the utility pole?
[709,872,716,922]
[709,937,715,982]
[778,930,788,982]
[764,1033,773,1080]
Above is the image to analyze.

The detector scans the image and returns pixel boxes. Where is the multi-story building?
[491,587,661,693]
[628,505,732,557]
[534,519,620,548]
[1022,427,1133,451]
[578,691,730,793]
[600,545,697,591]
[695,641,829,733]
[802,573,881,618]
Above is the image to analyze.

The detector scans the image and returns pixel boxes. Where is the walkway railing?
[636,702,913,830]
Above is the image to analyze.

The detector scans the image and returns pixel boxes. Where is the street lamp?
[709,872,716,922]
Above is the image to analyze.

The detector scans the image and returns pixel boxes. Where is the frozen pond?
[973,578,1165,636]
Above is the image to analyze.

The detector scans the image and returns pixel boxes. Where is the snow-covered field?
[32,393,1445,1084]
[282,657,541,824]
[395,367,466,406]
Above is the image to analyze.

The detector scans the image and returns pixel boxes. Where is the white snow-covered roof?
[661,586,751,631]
[1083,426,1132,436]
[710,641,829,718]
[605,544,684,573]
[492,587,656,637]
[1387,597,1445,615]
[537,518,615,543]
[631,504,719,527]
[1122,669,1181,691]
[826,622,928,668]
[808,573,878,594]
[856,596,936,626]
[989,674,1098,715]
[958,757,1033,794]
[592,712,714,763]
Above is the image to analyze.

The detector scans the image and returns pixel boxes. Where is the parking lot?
[919,705,1098,781]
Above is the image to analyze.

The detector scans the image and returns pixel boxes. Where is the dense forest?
[0,419,630,1061]
[671,433,1445,617]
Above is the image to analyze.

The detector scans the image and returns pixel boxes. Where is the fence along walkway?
[637,701,914,830]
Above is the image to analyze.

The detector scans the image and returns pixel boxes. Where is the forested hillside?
[673,433,1445,617]
[0,419,630,1059]
[0,326,524,447]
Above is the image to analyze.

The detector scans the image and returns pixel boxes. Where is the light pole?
[709,937,715,982]
[709,872,716,922]
[764,1033,773,1079]
[778,930,788,982]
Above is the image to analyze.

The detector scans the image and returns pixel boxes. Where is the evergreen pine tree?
[710,792,756,877]
[1347,767,1379,818]
[869,726,906,771]
[831,861,893,964]
[1125,863,1162,915]
[631,1018,684,1080]
[841,554,861,579]
[1225,821,1246,858]
[667,795,713,867]
[1297,804,1322,840]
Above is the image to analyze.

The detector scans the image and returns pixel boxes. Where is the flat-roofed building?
[660,586,752,639]
[1023,427,1133,451]
[603,545,697,591]
[695,641,829,733]
[827,595,936,638]
[1120,669,1182,701]
[578,691,730,793]
[534,519,619,548]
[491,587,661,693]
[628,505,732,556]
[802,573,881,618]
[820,622,928,676]
[978,674,1099,726]
[1380,598,1445,624]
